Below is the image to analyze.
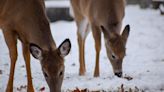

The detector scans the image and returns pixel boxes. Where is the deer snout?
[114,72,122,78]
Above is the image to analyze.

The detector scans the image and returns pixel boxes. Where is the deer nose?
[115,72,122,78]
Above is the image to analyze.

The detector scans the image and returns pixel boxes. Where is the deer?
[0,0,71,92]
[70,0,130,77]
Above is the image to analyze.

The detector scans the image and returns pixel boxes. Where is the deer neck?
[17,16,56,51]
[0,0,7,23]
[0,0,6,13]
[0,0,56,51]
[79,0,125,35]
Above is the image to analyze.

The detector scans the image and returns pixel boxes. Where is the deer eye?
[59,71,63,77]
[111,53,117,60]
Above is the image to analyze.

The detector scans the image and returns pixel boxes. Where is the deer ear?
[58,39,71,57]
[122,25,130,44]
[30,43,43,60]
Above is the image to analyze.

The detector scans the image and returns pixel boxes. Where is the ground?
[0,5,164,92]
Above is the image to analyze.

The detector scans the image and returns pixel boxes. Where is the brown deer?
[0,0,71,92]
[70,0,130,77]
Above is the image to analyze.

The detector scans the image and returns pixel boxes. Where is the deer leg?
[22,44,34,92]
[77,33,86,76]
[92,26,101,77]
[77,19,89,76]
[3,30,18,92]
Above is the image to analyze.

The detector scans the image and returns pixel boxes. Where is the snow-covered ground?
[1,5,164,92]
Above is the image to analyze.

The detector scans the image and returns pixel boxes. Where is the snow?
[45,1,70,8]
[1,5,164,92]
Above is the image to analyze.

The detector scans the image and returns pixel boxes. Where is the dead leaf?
[73,88,80,92]
[72,88,88,92]
[81,88,88,92]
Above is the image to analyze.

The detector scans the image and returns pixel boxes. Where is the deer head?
[101,25,130,77]
[30,39,71,92]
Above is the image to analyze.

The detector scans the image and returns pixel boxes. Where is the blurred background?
[45,0,164,22]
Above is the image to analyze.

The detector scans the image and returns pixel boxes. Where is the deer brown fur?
[71,0,130,77]
[0,0,71,92]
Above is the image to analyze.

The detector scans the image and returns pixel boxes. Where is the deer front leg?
[22,44,34,92]
[92,25,101,77]
[3,30,18,92]
[77,19,90,76]
[77,33,86,76]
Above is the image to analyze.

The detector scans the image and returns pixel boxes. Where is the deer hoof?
[6,88,13,92]
[79,71,85,76]
[27,87,34,92]
[94,73,100,77]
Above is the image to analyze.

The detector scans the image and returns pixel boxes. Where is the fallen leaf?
[73,88,80,92]
[72,88,89,92]
[81,88,88,92]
